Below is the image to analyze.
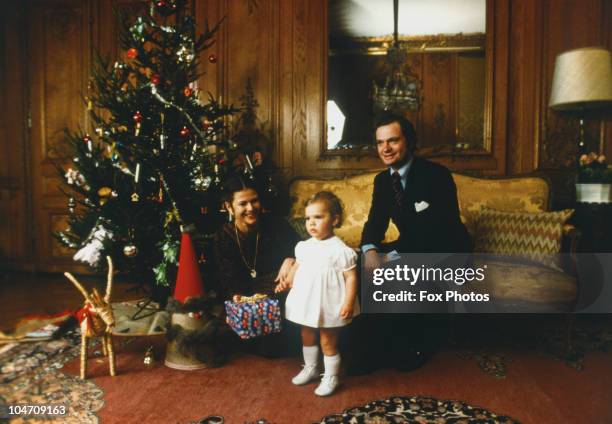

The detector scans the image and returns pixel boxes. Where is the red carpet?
[60,337,612,423]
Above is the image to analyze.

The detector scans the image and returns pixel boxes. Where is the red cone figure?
[173,232,204,302]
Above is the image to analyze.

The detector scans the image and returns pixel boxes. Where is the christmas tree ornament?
[193,175,212,192]
[123,243,139,257]
[179,126,190,137]
[133,111,142,123]
[159,133,166,150]
[213,164,221,184]
[130,17,146,42]
[68,197,76,214]
[134,163,141,183]
[183,87,193,97]
[113,61,124,69]
[87,97,93,111]
[151,74,161,85]
[127,48,138,59]
[157,181,164,203]
[144,346,155,366]
[98,187,113,205]
[98,187,112,197]
[160,25,176,33]
[176,45,194,63]
[131,192,140,202]
[83,134,93,149]
[95,127,104,137]
[208,54,217,63]
[73,223,113,267]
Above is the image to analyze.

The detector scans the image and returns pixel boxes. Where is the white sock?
[323,354,341,376]
[303,345,319,367]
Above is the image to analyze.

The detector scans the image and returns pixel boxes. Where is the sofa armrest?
[561,224,581,254]
[560,224,581,277]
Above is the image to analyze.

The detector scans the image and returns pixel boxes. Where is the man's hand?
[340,303,354,319]
[363,249,383,275]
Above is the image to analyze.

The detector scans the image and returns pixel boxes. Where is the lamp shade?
[549,47,612,111]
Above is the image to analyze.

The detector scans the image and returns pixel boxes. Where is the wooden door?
[27,0,93,272]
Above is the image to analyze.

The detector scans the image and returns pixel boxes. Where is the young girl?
[276,191,359,396]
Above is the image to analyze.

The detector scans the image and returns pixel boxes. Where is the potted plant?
[576,152,612,203]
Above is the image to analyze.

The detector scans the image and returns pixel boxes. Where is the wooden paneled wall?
[1,0,611,270]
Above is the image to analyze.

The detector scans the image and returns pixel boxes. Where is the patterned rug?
[197,396,519,424]
[0,330,104,424]
[319,396,519,423]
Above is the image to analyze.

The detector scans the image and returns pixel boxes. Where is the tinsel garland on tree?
[55,0,258,298]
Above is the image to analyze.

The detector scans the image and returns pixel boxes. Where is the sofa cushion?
[452,174,550,236]
[473,208,574,270]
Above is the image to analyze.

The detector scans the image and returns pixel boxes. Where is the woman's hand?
[274,257,295,286]
[340,303,354,319]
[274,280,290,293]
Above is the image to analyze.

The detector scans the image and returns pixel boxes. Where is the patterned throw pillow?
[474,208,574,269]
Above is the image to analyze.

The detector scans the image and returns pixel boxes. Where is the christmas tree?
[56,0,246,298]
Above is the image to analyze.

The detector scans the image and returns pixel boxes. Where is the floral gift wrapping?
[224,294,282,339]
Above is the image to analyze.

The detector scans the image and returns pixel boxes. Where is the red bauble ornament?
[133,111,142,123]
[156,0,167,7]
[83,134,92,143]
[151,74,161,85]
[183,87,193,97]
[208,54,217,64]
[127,48,138,59]
[179,126,190,137]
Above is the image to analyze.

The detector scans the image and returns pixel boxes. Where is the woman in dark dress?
[213,175,301,357]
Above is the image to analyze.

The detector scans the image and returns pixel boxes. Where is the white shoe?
[291,364,319,385]
[314,374,339,396]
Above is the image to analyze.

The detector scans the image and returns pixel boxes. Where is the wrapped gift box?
[224,294,282,339]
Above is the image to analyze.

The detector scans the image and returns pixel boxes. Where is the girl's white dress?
[285,236,360,328]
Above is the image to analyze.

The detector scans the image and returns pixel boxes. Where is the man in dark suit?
[361,112,471,256]
[347,111,471,374]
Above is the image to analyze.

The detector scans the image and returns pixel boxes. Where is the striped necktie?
[391,171,403,205]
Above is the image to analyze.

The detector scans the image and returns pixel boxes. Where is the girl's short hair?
[305,191,344,227]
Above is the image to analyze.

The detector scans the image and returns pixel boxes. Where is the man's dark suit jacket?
[361,157,471,253]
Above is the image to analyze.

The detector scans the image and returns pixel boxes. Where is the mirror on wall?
[326,0,488,155]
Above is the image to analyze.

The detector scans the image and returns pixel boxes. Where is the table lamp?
[549,47,612,154]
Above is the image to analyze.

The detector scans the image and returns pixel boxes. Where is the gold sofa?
[288,171,577,311]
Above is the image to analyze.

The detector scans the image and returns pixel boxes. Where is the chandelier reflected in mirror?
[372,0,421,113]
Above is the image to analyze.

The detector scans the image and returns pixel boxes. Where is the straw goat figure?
[64,255,116,379]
